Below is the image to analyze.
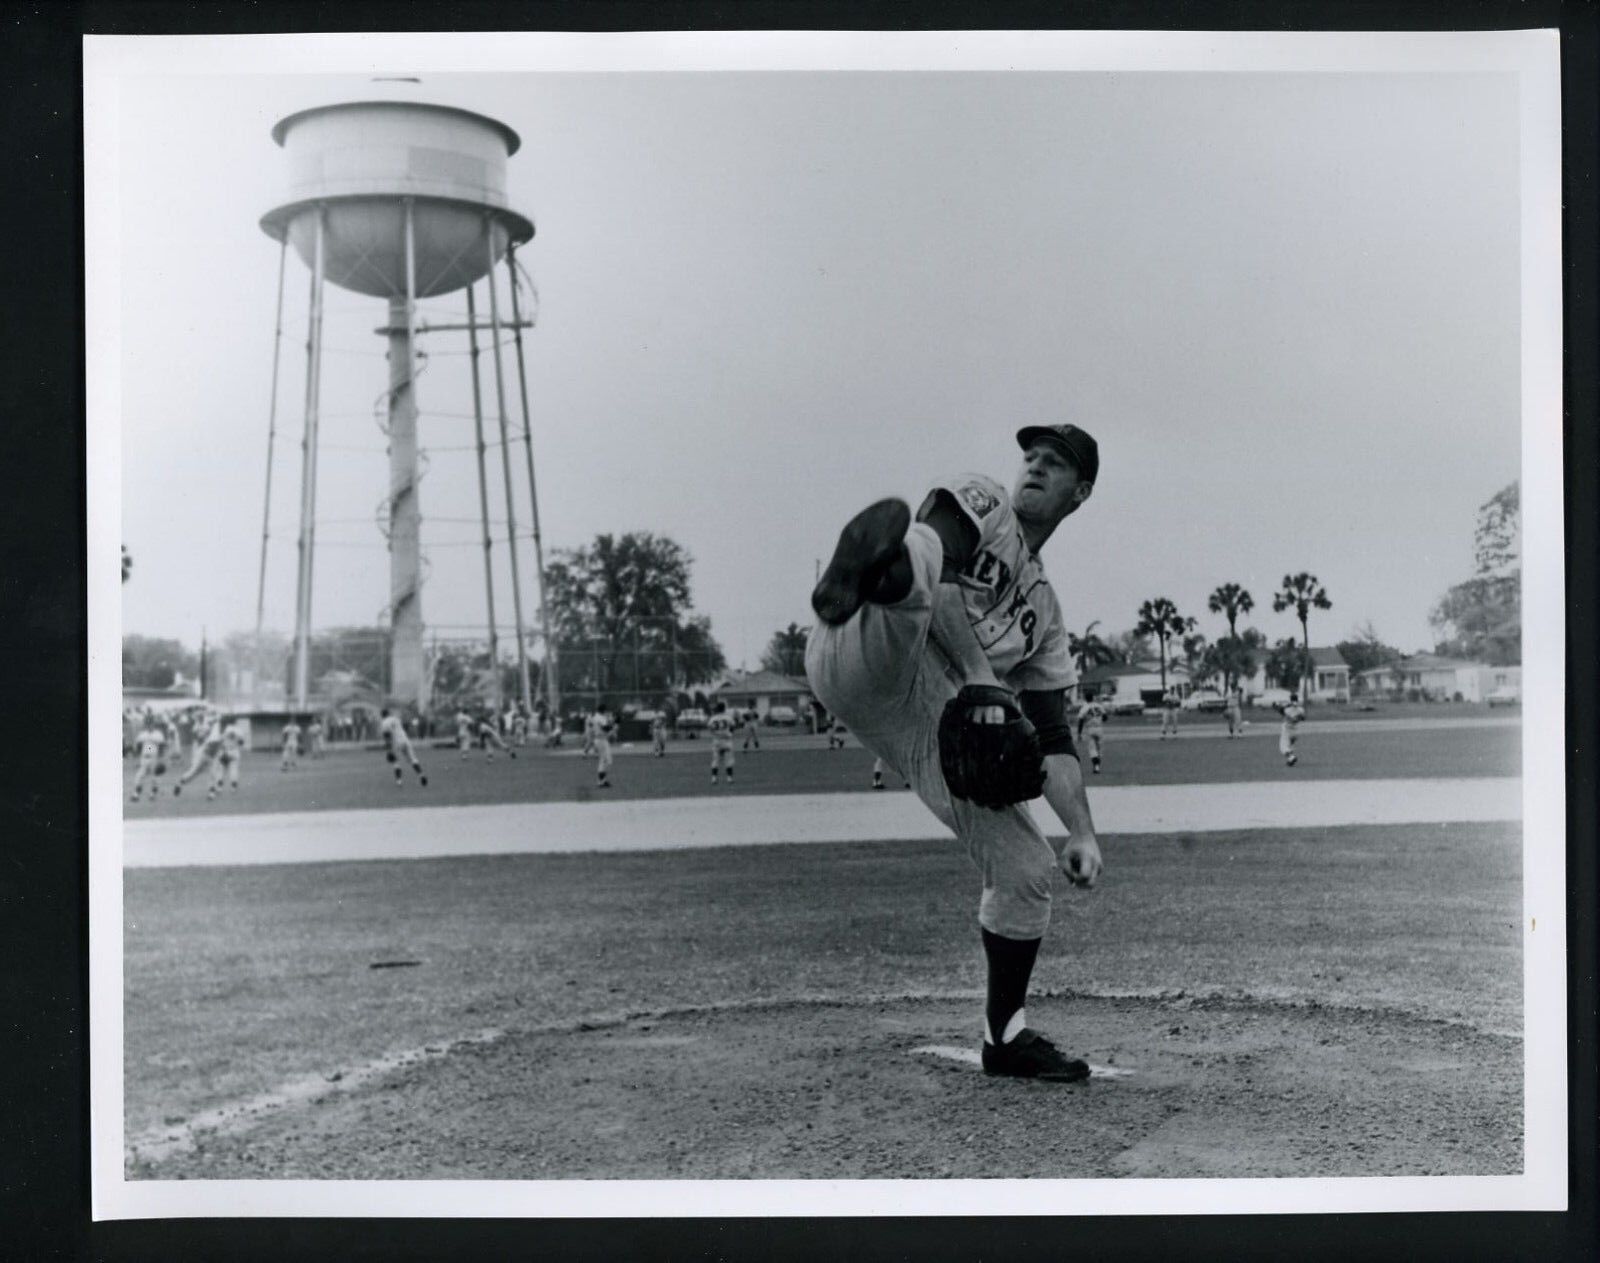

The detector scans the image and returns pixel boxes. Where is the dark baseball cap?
[1016,423,1099,484]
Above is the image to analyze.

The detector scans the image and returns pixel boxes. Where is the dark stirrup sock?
[981,927,1043,1044]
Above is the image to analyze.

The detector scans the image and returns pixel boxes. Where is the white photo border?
[85,27,1565,1221]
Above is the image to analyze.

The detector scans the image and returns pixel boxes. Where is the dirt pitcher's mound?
[135,992,1521,1180]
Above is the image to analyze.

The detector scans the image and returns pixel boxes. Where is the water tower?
[255,96,558,715]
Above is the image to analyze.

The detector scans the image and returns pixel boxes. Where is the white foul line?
[122,777,1521,869]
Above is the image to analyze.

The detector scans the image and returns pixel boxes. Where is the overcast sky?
[114,68,1519,665]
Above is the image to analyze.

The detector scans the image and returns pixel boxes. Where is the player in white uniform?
[1224,685,1244,738]
[650,711,669,757]
[708,702,736,784]
[215,719,245,794]
[592,706,616,788]
[581,711,597,756]
[379,708,428,786]
[1076,697,1107,774]
[173,713,224,796]
[827,717,848,750]
[306,718,326,759]
[279,719,302,771]
[455,708,475,759]
[1159,687,1180,738]
[740,708,760,751]
[474,711,515,761]
[511,705,530,747]
[129,717,168,801]
[806,422,1103,1082]
[1279,693,1305,766]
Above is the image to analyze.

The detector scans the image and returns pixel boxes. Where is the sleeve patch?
[957,482,999,519]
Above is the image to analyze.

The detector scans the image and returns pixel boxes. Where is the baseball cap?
[1016,423,1099,484]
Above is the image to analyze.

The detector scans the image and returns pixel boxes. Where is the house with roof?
[1079,661,1191,708]
[1355,655,1519,703]
[712,669,813,719]
[1236,646,1350,703]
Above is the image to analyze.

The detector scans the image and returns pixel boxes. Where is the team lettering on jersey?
[925,474,1075,692]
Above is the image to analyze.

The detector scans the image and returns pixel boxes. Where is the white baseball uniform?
[806,473,1077,939]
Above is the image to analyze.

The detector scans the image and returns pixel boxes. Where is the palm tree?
[1272,572,1332,697]
[1208,582,1255,691]
[1134,597,1196,692]
[1208,582,1254,639]
[1066,620,1117,675]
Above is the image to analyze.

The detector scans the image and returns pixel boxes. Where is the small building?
[1356,656,1520,703]
[1237,645,1349,702]
[712,670,813,720]
[1079,661,1190,707]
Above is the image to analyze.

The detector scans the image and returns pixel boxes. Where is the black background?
[1,1,1593,1258]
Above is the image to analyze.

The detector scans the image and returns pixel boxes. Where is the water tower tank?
[260,100,534,293]
[259,97,541,715]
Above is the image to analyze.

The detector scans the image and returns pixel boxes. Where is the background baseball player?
[1280,692,1306,766]
[1224,684,1244,738]
[1159,686,1180,738]
[474,710,515,761]
[741,707,761,751]
[306,717,326,759]
[279,718,302,771]
[592,705,616,788]
[806,422,1103,1082]
[379,707,428,786]
[173,712,224,796]
[1076,695,1106,774]
[455,707,475,759]
[708,701,736,784]
[651,710,669,757]
[128,713,168,802]
[827,716,848,750]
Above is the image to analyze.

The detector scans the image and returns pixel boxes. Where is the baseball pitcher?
[806,422,1103,1081]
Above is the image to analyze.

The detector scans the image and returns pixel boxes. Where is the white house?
[712,670,813,718]
[1236,646,1350,703]
[1355,656,1520,703]
[1079,661,1190,707]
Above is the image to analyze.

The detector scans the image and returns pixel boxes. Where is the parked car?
[1181,688,1226,712]
[1252,688,1293,711]
[1485,685,1521,708]
[675,708,708,736]
[1107,697,1146,716]
[766,704,798,725]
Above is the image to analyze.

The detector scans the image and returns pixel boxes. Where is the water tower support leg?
[465,281,501,709]
[292,207,327,711]
[484,217,533,713]
[506,244,560,719]
[253,238,288,707]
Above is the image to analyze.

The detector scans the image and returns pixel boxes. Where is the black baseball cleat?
[811,497,912,625]
[981,1030,1091,1082]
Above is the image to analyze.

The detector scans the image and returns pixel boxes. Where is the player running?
[173,712,224,797]
[806,421,1103,1082]
[1280,692,1305,766]
[708,701,736,785]
[280,718,302,771]
[128,714,169,802]
[474,711,515,761]
[379,708,429,786]
[1076,696,1106,774]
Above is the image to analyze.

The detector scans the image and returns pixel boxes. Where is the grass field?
[124,718,1520,817]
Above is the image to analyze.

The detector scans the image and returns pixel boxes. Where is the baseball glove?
[938,684,1047,809]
